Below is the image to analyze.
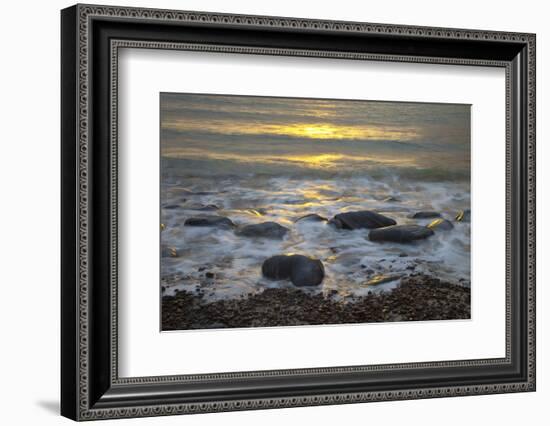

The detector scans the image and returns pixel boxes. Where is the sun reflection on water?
[163,149,419,170]
[162,119,420,142]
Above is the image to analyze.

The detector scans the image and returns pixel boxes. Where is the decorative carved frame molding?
[61,4,535,421]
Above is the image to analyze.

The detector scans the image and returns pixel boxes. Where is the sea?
[160,135,470,301]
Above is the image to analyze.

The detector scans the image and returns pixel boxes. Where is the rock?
[289,255,325,287]
[427,218,454,231]
[295,213,328,223]
[261,255,294,280]
[366,274,402,286]
[161,246,178,258]
[163,204,180,210]
[329,211,396,230]
[382,196,401,202]
[412,211,441,219]
[455,209,471,222]
[368,225,434,243]
[184,216,235,229]
[245,208,267,217]
[236,222,289,239]
[262,255,324,287]
[183,203,219,211]
[205,272,215,279]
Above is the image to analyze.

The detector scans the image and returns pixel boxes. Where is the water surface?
[160,93,471,301]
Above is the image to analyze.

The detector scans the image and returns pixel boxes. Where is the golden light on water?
[285,154,345,167]
[163,148,419,170]
[277,123,418,141]
[162,119,420,142]
[282,124,348,139]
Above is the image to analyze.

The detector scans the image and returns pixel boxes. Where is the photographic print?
[160,93,471,331]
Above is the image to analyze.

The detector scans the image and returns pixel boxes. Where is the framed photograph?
[61,4,536,421]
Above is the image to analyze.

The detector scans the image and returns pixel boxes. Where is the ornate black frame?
[61,4,536,421]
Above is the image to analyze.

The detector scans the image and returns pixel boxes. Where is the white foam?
[160,176,470,301]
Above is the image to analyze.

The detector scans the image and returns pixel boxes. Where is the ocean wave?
[162,156,470,183]
[160,175,470,301]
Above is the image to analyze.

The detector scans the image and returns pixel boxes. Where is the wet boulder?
[245,208,267,217]
[261,255,294,280]
[382,196,401,202]
[183,203,219,211]
[162,204,180,210]
[329,210,396,230]
[295,213,327,223]
[161,246,178,258]
[368,225,434,243]
[262,255,324,287]
[412,211,441,219]
[184,216,235,229]
[455,209,471,222]
[289,255,325,287]
[236,222,289,239]
[365,274,402,286]
[427,218,454,231]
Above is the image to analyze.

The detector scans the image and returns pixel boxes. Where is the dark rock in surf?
[236,222,289,239]
[262,255,294,280]
[262,255,324,287]
[295,213,328,223]
[245,208,268,217]
[427,218,454,231]
[382,196,401,202]
[412,211,441,219]
[329,211,396,230]
[368,225,434,243]
[184,216,235,229]
[455,209,471,222]
[289,255,325,287]
[183,203,219,211]
[161,246,178,258]
[366,274,402,286]
[162,204,180,210]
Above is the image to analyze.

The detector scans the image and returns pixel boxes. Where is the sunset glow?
[162,119,420,142]
[160,149,419,170]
